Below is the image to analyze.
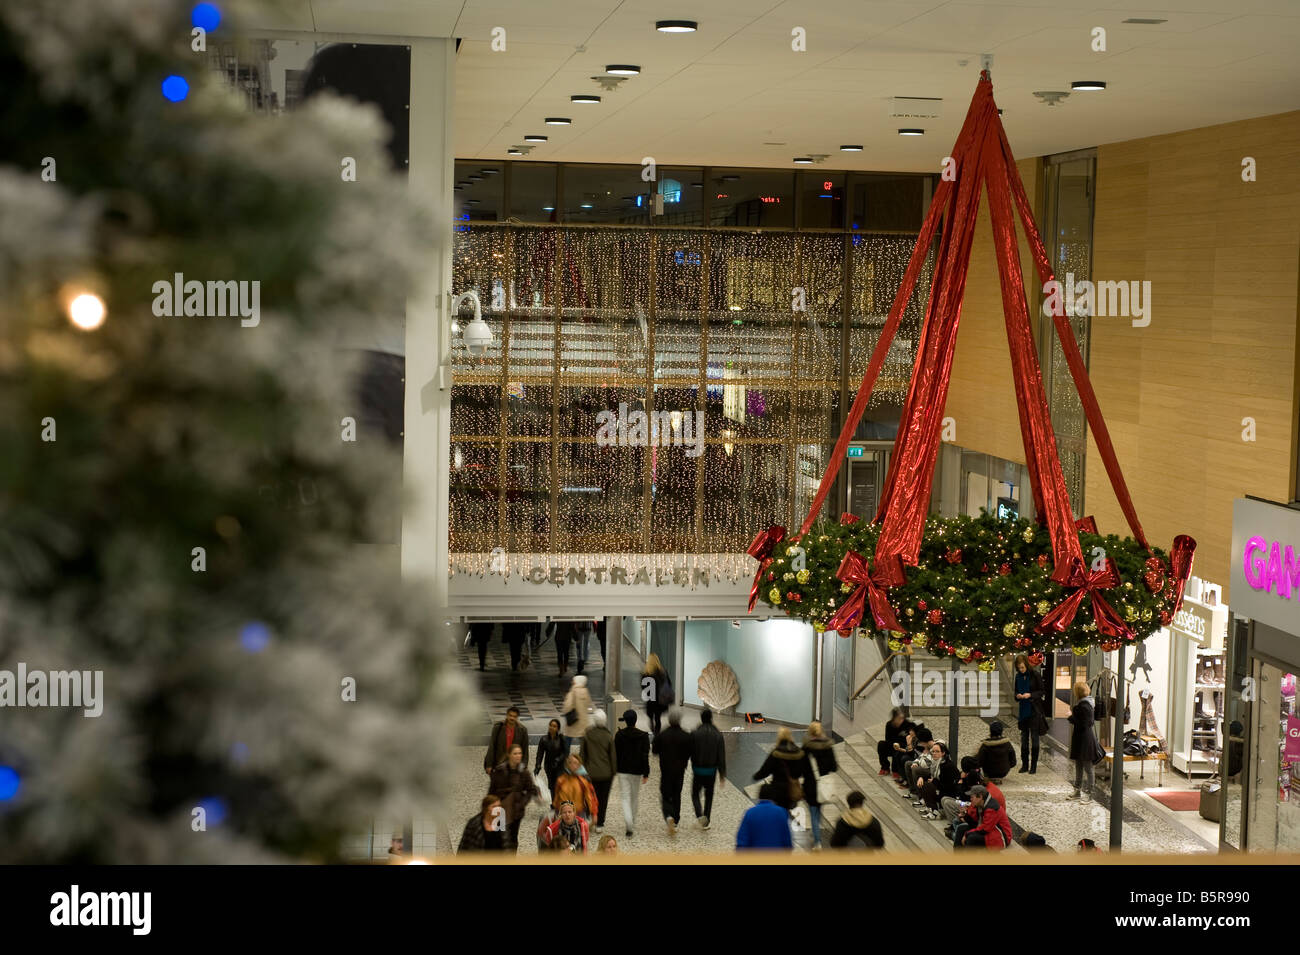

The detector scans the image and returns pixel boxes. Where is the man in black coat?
[614,710,651,838]
[690,709,727,828]
[651,708,694,835]
[484,706,530,774]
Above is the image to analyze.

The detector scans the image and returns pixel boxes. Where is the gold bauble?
[887,638,903,652]
[1022,528,1035,543]
[796,569,810,584]
[769,587,782,604]
[912,634,929,649]
[1036,600,1051,616]
[978,659,996,672]
[841,582,853,593]
[814,621,826,633]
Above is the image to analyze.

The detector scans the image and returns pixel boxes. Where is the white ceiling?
[258,0,1300,171]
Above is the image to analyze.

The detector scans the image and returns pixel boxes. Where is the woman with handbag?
[643,654,672,736]
[535,718,568,798]
[560,674,592,750]
[753,727,811,811]
[1014,654,1048,774]
[802,722,838,850]
[1067,680,1105,801]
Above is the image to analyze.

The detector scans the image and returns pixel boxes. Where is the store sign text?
[1171,606,1207,641]
[524,565,710,587]
[1242,537,1300,600]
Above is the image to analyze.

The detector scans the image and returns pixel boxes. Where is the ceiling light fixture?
[481,168,499,175]
[793,157,813,164]
[524,134,548,142]
[1032,91,1070,106]
[840,144,863,151]
[467,174,482,181]
[580,203,594,209]
[542,205,555,211]
[1071,80,1106,91]
[656,20,697,32]
[545,117,572,125]
[897,128,924,136]
[507,148,524,155]
[606,64,641,75]
[571,95,601,104]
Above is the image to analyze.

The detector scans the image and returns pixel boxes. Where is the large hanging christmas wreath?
[756,512,1184,663]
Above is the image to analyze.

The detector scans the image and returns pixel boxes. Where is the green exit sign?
[846,446,865,458]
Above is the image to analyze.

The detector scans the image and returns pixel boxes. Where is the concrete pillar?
[402,38,456,643]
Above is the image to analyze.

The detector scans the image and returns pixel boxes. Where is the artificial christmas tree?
[0,0,472,862]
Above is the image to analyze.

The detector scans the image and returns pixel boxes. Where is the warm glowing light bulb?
[67,292,106,330]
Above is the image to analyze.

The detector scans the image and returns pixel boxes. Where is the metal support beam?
[1110,644,1126,850]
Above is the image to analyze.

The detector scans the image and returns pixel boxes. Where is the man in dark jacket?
[960,784,1012,850]
[614,709,651,838]
[829,791,884,849]
[878,708,916,775]
[975,720,1016,781]
[690,709,727,829]
[484,706,529,774]
[651,708,693,835]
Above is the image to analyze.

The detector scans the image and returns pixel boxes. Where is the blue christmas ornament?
[161,75,189,102]
[0,766,19,801]
[239,621,271,653]
[197,796,228,826]
[191,3,221,31]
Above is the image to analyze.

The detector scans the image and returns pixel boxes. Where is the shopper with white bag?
[802,721,838,851]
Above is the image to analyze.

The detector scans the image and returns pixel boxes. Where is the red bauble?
[902,636,913,645]
[998,563,1011,576]
[926,609,943,625]
[1036,553,1049,568]
[917,599,928,611]
[1014,636,1032,649]
[1028,652,1045,666]
[945,548,963,565]
[1142,556,1166,594]
[971,650,983,660]
[981,563,990,573]
[766,572,775,581]
[1023,603,1032,613]
[786,591,802,602]
[1158,609,1172,626]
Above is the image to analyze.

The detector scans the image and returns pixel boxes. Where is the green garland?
[758,512,1178,663]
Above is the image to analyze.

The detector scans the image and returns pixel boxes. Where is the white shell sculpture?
[697,660,740,713]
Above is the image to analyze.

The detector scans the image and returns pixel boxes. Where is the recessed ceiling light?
[840,144,863,151]
[542,206,555,211]
[793,157,813,164]
[691,182,702,188]
[524,134,548,142]
[1122,17,1166,24]
[545,117,572,125]
[508,149,523,155]
[606,64,641,75]
[467,175,483,181]
[897,128,924,136]
[571,94,601,104]
[466,199,480,205]
[457,181,471,187]
[1072,81,1106,91]
[656,20,697,32]
[721,174,740,182]
[580,203,594,209]
[481,168,500,175]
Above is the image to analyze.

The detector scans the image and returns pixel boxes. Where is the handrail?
[851,650,905,702]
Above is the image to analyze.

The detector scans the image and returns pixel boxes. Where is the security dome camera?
[451,290,493,355]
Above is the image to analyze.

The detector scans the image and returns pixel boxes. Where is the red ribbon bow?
[1168,535,1196,612]
[825,550,904,635]
[838,513,860,526]
[1035,555,1133,640]
[746,525,787,613]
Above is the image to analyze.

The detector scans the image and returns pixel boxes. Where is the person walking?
[877,708,915,775]
[652,708,693,835]
[534,718,568,798]
[802,721,837,849]
[828,791,884,849]
[690,709,727,829]
[580,710,618,833]
[503,622,528,672]
[469,621,494,672]
[573,619,595,675]
[1068,680,1104,801]
[560,674,592,750]
[975,720,1016,782]
[552,753,599,821]
[489,743,540,852]
[642,653,673,736]
[736,783,793,851]
[552,621,573,676]
[753,727,812,811]
[484,706,529,775]
[595,618,607,669]
[614,709,651,838]
[1014,654,1048,774]
[458,795,511,853]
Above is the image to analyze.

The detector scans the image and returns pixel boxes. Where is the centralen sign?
[519,565,712,587]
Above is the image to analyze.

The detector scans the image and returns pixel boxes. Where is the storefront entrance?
[1245,661,1300,851]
